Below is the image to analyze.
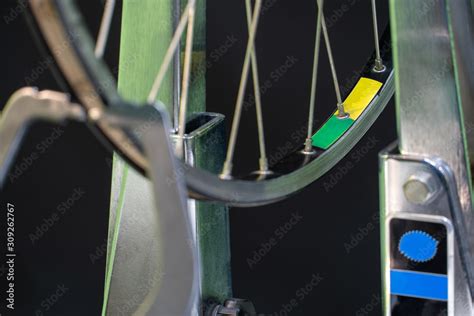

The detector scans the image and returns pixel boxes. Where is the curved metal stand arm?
[96,105,199,315]
[0,87,84,187]
[0,88,198,314]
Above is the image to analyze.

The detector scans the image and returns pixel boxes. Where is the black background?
[0,0,396,315]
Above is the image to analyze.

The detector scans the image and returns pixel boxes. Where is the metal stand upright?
[380,0,474,314]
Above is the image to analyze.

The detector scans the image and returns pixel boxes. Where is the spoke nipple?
[219,173,233,180]
[302,138,316,155]
[220,162,233,180]
[336,104,350,119]
[259,158,269,173]
[372,58,386,73]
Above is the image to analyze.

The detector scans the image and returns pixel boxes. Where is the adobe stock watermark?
[243,55,299,111]
[8,127,65,184]
[267,124,310,167]
[272,273,324,316]
[34,284,69,316]
[209,34,238,63]
[355,293,381,316]
[344,212,380,254]
[247,212,303,269]
[29,188,86,245]
[111,270,166,316]
[3,0,27,25]
[191,33,239,85]
[325,0,362,29]
[260,0,279,16]
[24,29,79,86]
[89,239,108,265]
[323,136,379,192]
[89,204,145,265]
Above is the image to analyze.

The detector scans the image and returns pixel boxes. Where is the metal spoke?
[371,0,385,72]
[147,1,195,104]
[95,0,116,58]
[245,0,269,173]
[304,1,323,154]
[175,0,197,158]
[220,0,263,179]
[317,0,348,119]
[173,0,182,131]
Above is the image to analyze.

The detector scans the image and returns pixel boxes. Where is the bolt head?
[403,172,439,204]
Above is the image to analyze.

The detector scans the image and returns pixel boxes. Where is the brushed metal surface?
[106,113,230,315]
[448,0,474,164]
[391,0,474,279]
[103,106,199,316]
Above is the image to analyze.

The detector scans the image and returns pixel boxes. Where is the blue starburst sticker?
[398,230,439,263]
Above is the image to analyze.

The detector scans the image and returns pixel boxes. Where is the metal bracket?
[380,144,474,315]
[383,0,474,314]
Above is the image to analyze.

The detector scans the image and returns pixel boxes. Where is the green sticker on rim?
[311,77,383,150]
[312,115,355,149]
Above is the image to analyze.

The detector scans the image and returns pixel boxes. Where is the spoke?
[317,0,348,119]
[175,0,196,158]
[304,2,323,154]
[371,0,385,72]
[245,0,269,173]
[220,0,263,179]
[95,0,116,58]
[147,1,194,104]
[173,0,182,131]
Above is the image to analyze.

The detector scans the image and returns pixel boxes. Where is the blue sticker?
[391,269,448,301]
[398,230,438,262]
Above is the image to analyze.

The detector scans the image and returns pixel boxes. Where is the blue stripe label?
[390,269,448,301]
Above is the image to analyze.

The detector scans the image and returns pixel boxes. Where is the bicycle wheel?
[27,0,394,206]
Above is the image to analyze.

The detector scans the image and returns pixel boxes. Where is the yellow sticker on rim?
[336,77,383,120]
